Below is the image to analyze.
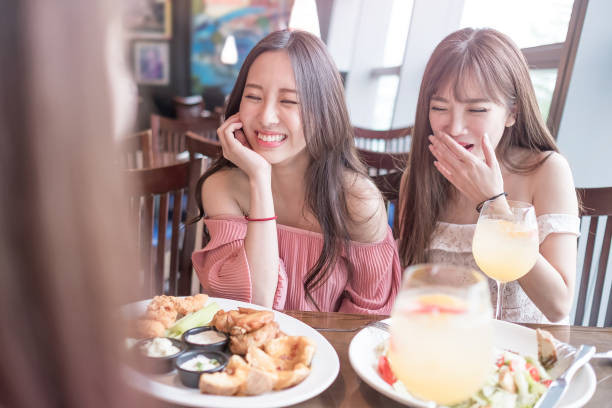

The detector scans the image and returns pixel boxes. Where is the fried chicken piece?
[199,355,250,396]
[229,321,280,355]
[230,309,275,335]
[211,308,275,335]
[241,366,277,395]
[211,309,233,333]
[262,336,316,370]
[199,354,277,396]
[144,295,178,328]
[173,293,208,316]
[135,319,165,338]
[246,343,312,390]
[144,308,177,328]
[274,364,310,390]
[537,328,558,369]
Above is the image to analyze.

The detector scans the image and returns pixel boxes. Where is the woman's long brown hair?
[398,28,559,267]
[192,30,366,308]
[0,1,149,407]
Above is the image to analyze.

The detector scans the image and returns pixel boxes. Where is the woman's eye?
[430,106,446,111]
[281,100,298,105]
[469,108,488,113]
[245,95,261,101]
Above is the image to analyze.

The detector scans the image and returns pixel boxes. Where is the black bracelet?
[476,192,508,213]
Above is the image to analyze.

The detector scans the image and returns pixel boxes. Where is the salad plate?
[122,297,340,408]
[348,318,596,408]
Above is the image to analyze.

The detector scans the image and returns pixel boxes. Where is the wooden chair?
[573,187,612,326]
[353,126,413,153]
[150,113,219,156]
[126,158,202,298]
[371,171,402,238]
[118,129,153,169]
[358,149,408,176]
[184,131,223,220]
[173,95,204,121]
[183,131,224,293]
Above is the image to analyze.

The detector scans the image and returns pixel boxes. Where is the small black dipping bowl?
[182,326,229,352]
[175,349,228,388]
[134,337,186,374]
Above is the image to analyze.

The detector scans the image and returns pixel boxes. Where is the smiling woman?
[190,29,401,314]
[398,28,579,324]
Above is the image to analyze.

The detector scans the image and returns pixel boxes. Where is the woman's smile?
[255,130,288,147]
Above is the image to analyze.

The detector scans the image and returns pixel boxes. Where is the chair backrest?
[118,129,153,169]
[150,113,219,156]
[184,131,224,263]
[358,149,408,176]
[173,95,204,121]
[353,126,413,153]
[125,158,201,298]
[185,131,223,161]
[574,187,612,326]
[371,171,402,238]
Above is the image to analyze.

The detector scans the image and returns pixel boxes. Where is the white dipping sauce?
[180,354,221,372]
[187,330,226,345]
[142,337,180,357]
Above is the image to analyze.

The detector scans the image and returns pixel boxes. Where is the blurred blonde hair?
[0,1,149,407]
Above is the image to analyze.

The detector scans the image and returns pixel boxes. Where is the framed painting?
[190,0,294,95]
[134,41,170,85]
[126,0,172,39]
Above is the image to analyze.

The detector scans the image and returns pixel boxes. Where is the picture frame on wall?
[126,0,172,39]
[134,41,170,85]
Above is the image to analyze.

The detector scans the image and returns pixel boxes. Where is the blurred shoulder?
[344,172,388,243]
[201,167,248,217]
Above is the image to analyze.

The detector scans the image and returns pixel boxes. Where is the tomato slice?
[378,355,397,385]
[526,362,540,382]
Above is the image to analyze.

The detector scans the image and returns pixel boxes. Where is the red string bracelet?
[244,215,277,222]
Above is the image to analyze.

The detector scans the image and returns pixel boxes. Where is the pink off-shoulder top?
[192,216,402,314]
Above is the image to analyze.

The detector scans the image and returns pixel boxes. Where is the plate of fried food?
[122,295,340,408]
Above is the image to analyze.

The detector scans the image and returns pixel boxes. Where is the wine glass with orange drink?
[472,199,539,320]
[387,264,493,406]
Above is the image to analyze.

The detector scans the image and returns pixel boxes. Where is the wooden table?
[150,311,612,407]
[284,311,612,408]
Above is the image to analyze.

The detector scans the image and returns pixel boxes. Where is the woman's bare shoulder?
[344,172,389,243]
[201,167,249,217]
[531,151,578,215]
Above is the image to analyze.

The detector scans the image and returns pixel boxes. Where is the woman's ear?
[505,104,517,127]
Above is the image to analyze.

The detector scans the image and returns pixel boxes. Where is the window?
[460,0,574,120]
[371,0,413,129]
[530,69,558,119]
[460,0,573,48]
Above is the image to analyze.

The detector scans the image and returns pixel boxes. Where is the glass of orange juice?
[472,199,538,320]
[388,264,493,406]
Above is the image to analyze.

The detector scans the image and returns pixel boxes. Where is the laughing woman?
[398,28,579,324]
[191,30,401,313]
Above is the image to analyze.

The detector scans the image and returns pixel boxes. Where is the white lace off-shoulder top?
[427,214,580,324]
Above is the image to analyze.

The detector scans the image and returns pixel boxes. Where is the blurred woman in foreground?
[0,1,151,407]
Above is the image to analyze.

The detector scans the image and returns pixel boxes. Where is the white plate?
[122,297,339,408]
[349,319,596,408]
